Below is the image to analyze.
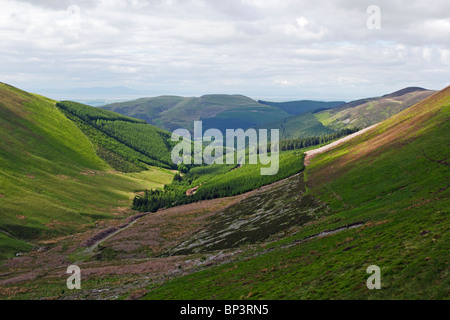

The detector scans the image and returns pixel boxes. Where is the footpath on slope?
[304,124,379,166]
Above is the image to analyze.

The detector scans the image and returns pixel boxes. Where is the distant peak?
[382,87,429,98]
[200,94,249,98]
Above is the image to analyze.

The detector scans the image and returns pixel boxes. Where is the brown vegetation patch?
[80,256,187,277]
[101,196,239,258]
[126,289,149,300]
[38,235,72,245]
[16,215,28,225]
[405,198,438,210]
[109,206,131,216]
[356,220,392,233]
[0,272,38,286]
[186,185,200,196]
[79,170,104,176]
[0,286,30,298]
[44,220,68,230]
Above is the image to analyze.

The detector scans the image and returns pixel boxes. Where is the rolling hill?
[267,87,435,140]
[0,83,175,260]
[258,100,345,115]
[102,88,434,143]
[101,95,348,135]
[258,112,334,140]
[314,87,436,130]
[101,94,291,133]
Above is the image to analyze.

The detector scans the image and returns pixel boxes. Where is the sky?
[0,0,449,101]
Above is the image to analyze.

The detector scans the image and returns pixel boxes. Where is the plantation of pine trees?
[56,101,176,171]
[273,127,360,152]
[132,151,304,213]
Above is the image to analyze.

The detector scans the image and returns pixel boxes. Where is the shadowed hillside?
[258,100,345,115]
[258,112,334,140]
[102,94,291,133]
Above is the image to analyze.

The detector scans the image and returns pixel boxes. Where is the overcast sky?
[0,0,449,101]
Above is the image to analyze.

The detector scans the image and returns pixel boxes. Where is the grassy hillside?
[142,86,449,300]
[260,112,334,140]
[0,83,174,260]
[258,100,345,115]
[315,87,435,130]
[100,96,186,126]
[102,94,291,133]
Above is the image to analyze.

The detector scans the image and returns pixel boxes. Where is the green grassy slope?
[99,95,186,126]
[259,112,334,140]
[102,94,291,133]
[315,87,435,130]
[142,86,449,300]
[0,83,174,260]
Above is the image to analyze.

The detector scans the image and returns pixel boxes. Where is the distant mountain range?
[102,94,292,133]
[37,86,144,101]
[101,95,346,135]
[101,87,435,140]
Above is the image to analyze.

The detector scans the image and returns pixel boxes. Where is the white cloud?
[274,79,294,87]
[281,16,327,41]
[0,0,449,100]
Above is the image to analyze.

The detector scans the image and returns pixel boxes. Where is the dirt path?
[304,124,379,166]
[186,185,200,196]
[81,218,142,257]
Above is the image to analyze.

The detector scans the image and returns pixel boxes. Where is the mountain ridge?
[314,86,436,130]
[101,87,434,139]
[101,94,346,134]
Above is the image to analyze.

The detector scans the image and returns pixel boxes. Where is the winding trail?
[81,218,143,257]
[304,124,379,166]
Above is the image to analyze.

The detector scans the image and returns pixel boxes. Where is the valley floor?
[1,119,448,299]
[0,172,324,299]
[1,96,448,299]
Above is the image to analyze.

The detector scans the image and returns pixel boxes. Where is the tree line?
[132,152,304,213]
[267,127,361,152]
